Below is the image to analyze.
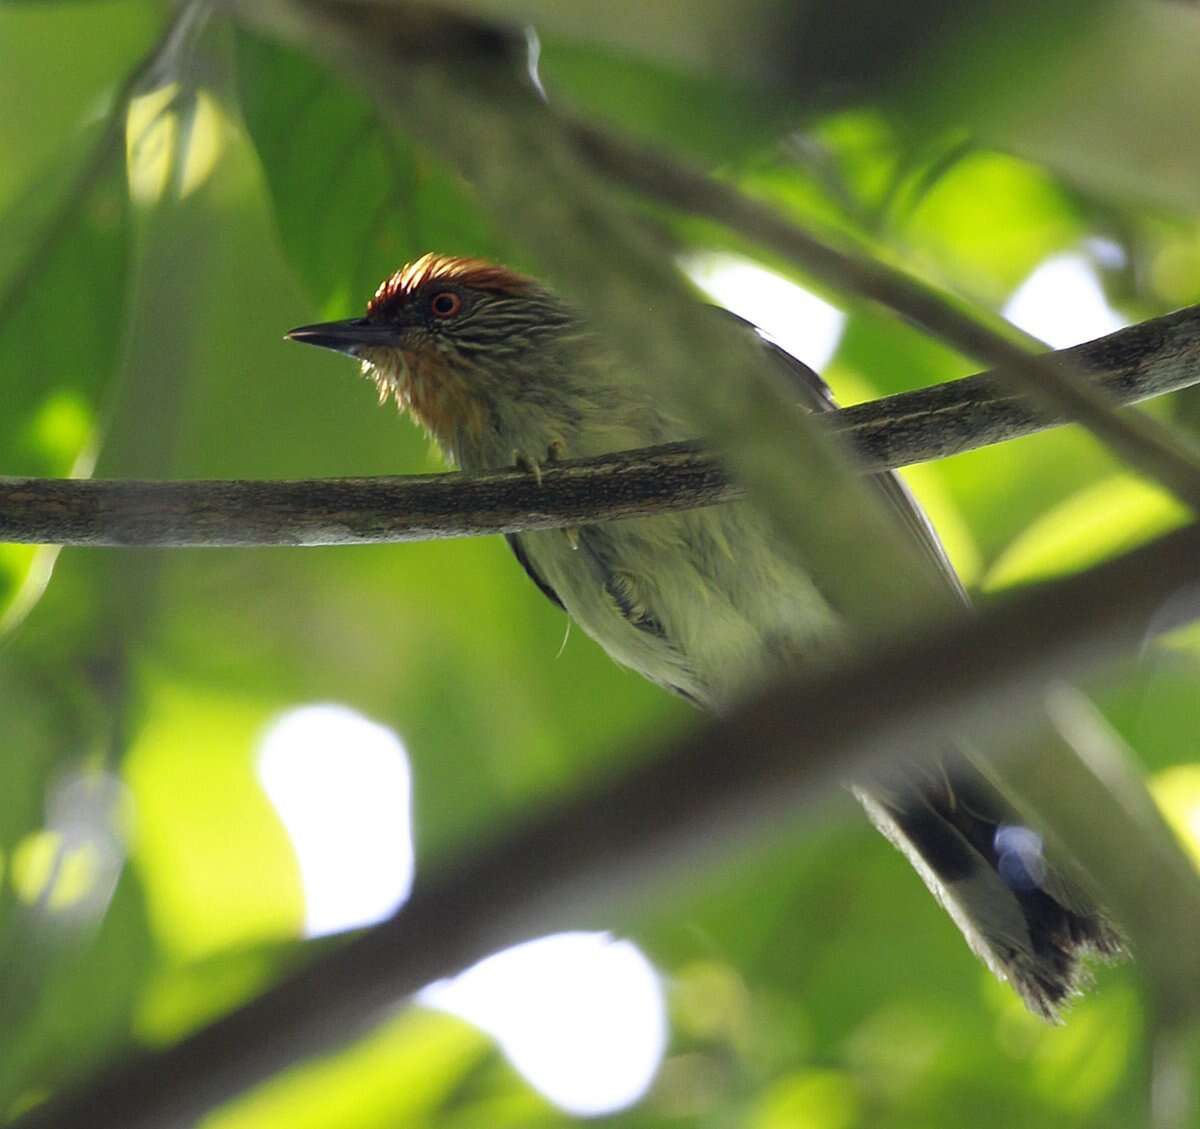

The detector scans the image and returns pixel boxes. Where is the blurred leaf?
[124,671,303,962]
[234,30,507,313]
[538,40,795,164]
[0,148,129,627]
[979,1,1200,211]
[0,0,158,211]
[1151,766,1200,871]
[983,474,1189,592]
[1099,659,1200,774]
[0,870,156,1113]
[135,939,305,1044]
[1028,987,1138,1113]
[0,150,126,476]
[751,1068,860,1129]
[0,659,78,853]
[207,1009,491,1129]
[900,152,1085,303]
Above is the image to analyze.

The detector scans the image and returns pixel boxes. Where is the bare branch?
[15,515,1200,1129]
[567,119,1200,508]
[3,305,1198,547]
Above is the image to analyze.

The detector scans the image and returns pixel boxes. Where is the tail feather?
[856,755,1122,1019]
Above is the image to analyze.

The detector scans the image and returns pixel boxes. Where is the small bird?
[289,252,1120,1017]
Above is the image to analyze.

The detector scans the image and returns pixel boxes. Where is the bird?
[288,252,1121,1017]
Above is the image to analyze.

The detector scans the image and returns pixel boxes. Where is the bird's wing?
[506,309,964,609]
[505,532,565,611]
[718,307,968,603]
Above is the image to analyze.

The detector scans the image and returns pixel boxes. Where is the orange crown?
[367,253,536,315]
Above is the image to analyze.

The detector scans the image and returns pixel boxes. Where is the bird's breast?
[402,347,487,448]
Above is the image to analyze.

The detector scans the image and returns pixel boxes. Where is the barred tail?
[856,754,1123,1019]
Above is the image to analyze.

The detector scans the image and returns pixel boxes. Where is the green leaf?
[0,0,158,212]
[208,1009,490,1129]
[538,40,795,165]
[983,473,1189,592]
[122,671,304,963]
[0,870,157,1112]
[900,151,1085,303]
[234,30,507,313]
[0,139,130,629]
[135,939,303,1044]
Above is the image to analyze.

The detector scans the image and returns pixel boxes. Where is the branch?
[16,516,1200,1129]
[3,305,1198,547]
[567,118,1200,509]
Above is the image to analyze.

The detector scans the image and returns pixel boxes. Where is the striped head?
[287,253,581,459]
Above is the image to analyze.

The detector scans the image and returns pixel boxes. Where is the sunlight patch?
[125,82,224,204]
[420,932,667,1116]
[683,252,846,371]
[257,704,413,938]
[11,769,128,926]
[1150,764,1200,869]
[1003,252,1127,348]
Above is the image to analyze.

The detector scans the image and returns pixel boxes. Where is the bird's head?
[287,253,582,460]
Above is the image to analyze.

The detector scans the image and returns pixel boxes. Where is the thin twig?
[2,305,1198,547]
[15,516,1200,1129]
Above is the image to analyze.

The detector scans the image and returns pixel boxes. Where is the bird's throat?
[360,345,484,455]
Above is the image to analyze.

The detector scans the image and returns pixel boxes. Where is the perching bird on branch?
[288,253,1120,1017]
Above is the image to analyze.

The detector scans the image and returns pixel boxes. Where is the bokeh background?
[2,1,1200,1126]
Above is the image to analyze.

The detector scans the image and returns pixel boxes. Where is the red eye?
[430,291,462,318]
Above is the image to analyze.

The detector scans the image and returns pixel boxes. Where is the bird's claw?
[513,442,578,548]
[514,440,568,487]
[513,448,544,486]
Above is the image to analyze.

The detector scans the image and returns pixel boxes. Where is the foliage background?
[2,1,1200,1126]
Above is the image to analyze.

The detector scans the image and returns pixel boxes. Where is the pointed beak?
[285,318,403,357]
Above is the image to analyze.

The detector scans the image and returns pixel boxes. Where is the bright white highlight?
[420,932,667,1116]
[1003,252,1128,349]
[257,704,414,938]
[684,252,846,371]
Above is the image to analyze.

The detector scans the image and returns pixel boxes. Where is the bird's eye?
[429,291,462,318]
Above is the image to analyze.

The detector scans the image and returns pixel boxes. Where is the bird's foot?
[513,440,568,486]
[513,441,578,548]
[512,447,545,486]
[546,441,579,547]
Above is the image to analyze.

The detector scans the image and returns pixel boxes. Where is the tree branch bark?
[15,516,1200,1129]
[2,305,1197,547]
[565,118,1200,509]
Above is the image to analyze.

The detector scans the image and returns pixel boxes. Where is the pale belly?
[513,500,844,710]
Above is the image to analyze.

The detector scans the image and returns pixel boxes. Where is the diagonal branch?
[2,305,1198,547]
[566,118,1200,509]
[15,515,1200,1129]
